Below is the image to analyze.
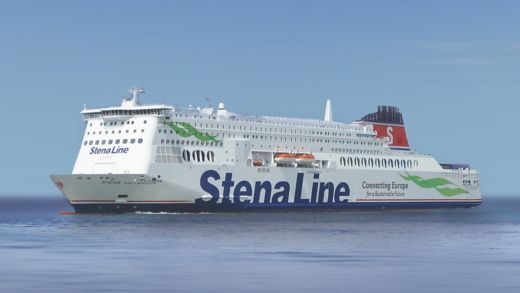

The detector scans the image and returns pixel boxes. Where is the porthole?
[89,140,93,145]
[108,139,113,145]
[138,138,143,144]
[122,139,128,144]
[102,140,106,145]
[144,120,147,124]
[83,141,88,146]
[130,139,136,144]
[115,139,121,144]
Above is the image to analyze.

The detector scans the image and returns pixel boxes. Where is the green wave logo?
[168,122,221,142]
[400,172,467,197]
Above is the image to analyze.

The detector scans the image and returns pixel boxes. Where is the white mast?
[121,86,145,107]
[324,99,333,122]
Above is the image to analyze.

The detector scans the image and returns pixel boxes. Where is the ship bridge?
[81,87,173,121]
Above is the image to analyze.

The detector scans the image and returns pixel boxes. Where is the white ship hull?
[51,165,481,213]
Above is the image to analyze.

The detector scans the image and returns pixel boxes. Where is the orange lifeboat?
[253,159,264,167]
[274,152,297,164]
[295,153,315,164]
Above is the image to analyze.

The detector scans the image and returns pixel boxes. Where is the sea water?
[0,196,519,293]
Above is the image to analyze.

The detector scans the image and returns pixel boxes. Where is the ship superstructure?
[51,88,481,213]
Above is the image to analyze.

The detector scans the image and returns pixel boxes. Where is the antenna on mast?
[128,87,145,104]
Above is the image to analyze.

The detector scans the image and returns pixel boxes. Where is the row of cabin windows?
[174,114,356,130]
[87,129,144,135]
[168,120,359,137]
[334,148,382,155]
[159,125,379,146]
[84,138,143,146]
[182,150,215,163]
[160,139,223,147]
[84,109,164,118]
[339,157,419,169]
[89,120,146,127]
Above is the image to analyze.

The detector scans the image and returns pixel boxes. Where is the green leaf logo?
[400,172,468,197]
[168,122,221,142]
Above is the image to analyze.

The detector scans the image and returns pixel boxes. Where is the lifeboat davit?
[274,153,297,164]
[295,153,316,164]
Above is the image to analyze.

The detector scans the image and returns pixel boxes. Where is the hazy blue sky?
[0,0,518,196]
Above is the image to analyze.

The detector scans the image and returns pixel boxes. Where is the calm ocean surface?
[0,196,519,293]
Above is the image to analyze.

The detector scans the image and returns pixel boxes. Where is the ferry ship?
[50,88,481,213]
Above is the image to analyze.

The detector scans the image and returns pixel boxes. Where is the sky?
[0,0,518,196]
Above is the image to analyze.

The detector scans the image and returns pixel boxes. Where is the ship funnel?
[359,105,410,150]
[324,99,333,122]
